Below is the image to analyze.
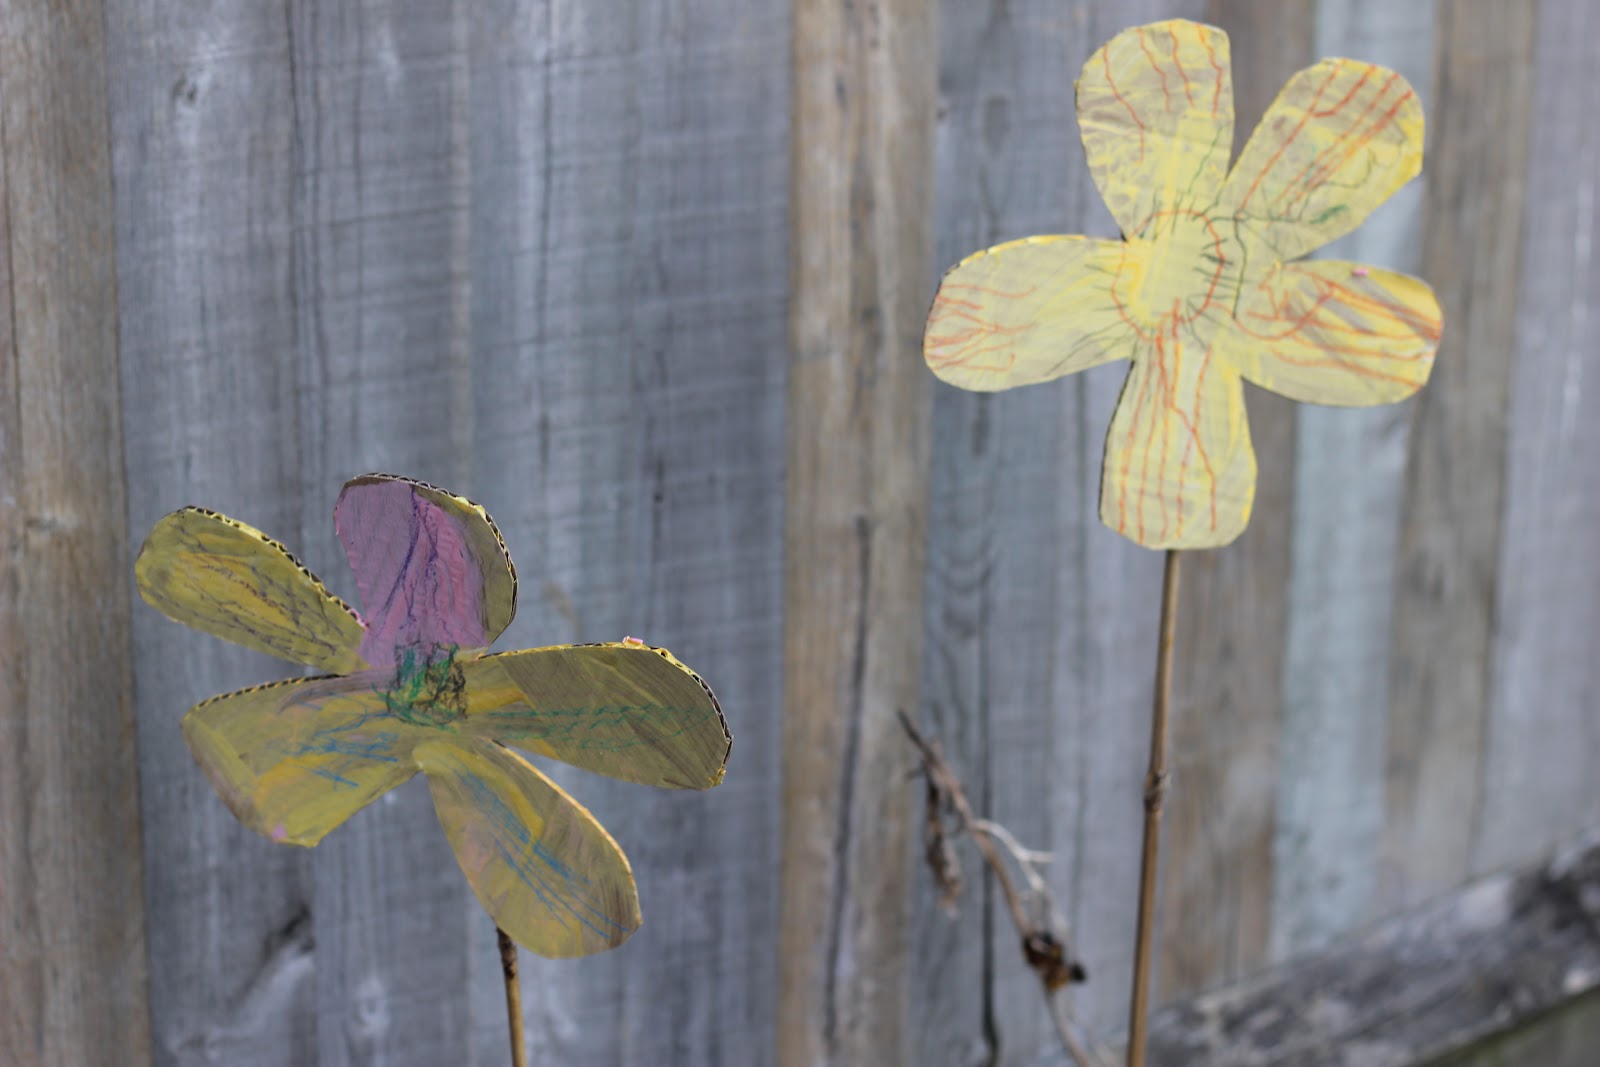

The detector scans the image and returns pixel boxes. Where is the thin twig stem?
[898,711,1112,1067]
[498,927,527,1067]
[1126,550,1182,1067]
[898,711,1031,932]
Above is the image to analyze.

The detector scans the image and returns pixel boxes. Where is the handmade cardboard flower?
[135,474,730,958]
[925,19,1442,549]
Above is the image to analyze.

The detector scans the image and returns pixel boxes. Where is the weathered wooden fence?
[3,0,1597,1065]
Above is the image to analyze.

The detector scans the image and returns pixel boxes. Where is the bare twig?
[971,818,1052,899]
[1127,549,1182,1067]
[898,710,1114,1067]
[498,927,527,1067]
[921,743,965,915]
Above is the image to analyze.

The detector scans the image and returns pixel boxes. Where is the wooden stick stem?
[498,927,527,1067]
[1127,549,1181,1067]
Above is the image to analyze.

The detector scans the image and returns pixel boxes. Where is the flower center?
[382,643,468,727]
[1112,210,1232,338]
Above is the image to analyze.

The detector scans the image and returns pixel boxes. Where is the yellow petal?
[924,235,1139,391]
[136,507,368,674]
[462,642,730,790]
[1219,59,1423,262]
[1099,333,1255,549]
[183,674,419,846]
[1077,19,1234,238]
[1229,261,1441,405]
[416,738,640,958]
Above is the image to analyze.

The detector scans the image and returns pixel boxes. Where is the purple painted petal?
[336,477,492,666]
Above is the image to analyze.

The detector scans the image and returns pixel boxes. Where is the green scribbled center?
[382,644,468,727]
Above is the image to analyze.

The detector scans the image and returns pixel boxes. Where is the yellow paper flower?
[924,19,1442,549]
[136,473,730,957]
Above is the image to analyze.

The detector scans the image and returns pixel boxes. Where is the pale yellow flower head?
[925,19,1441,549]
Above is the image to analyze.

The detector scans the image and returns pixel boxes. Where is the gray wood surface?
[1272,0,1436,964]
[1144,829,1600,1067]
[921,2,1108,1057]
[284,6,478,1065]
[1156,0,1311,1004]
[467,2,789,1064]
[1379,0,1538,913]
[109,2,336,1062]
[108,2,790,1065]
[779,1,936,1064]
[1475,0,1600,879]
[4,1,1592,1064]
[919,3,1205,1061]
[0,2,152,1065]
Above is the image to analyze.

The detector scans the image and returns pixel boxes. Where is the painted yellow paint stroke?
[1232,261,1441,405]
[462,641,731,790]
[183,673,421,846]
[137,506,368,673]
[1100,332,1255,549]
[921,18,1440,550]
[416,737,641,958]
[924,236,1139,391]
[1219,59,1424,262]
[1077,19,1234,239]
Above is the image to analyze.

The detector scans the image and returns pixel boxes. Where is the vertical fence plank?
[921,1,1209,1057]
[467,2,792,1064]
[1154,0,1311,1002]
[280,4,477,1064]
[781,1,936,1063]
[107,3,322,1063]
[0,4,152,1065]
[921,5,1099,1058]
[1475,0,1600,875]
[1381,0,1537,911]
[1272,0,1437,962]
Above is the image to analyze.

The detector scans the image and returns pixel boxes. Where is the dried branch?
[898,710,1115,1067]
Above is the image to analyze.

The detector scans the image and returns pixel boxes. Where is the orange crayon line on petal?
[1137,28,1173,111]
[1169,30,1195,107]
[1238,64,1341,211]
[1197,24,1223,114]
[1103,49,1147,163]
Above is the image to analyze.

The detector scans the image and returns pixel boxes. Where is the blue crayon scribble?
[457,761,630,940]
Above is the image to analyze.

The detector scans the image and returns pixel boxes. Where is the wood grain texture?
[466,2,790,1064]
[921,4,1204,1059]
[781,1,936,1064]
[921,4,1106,1059]
[1154,0,1311,1002]
[1380,0,1537,912]
[111,0,790,1062]
[111,1,485,1061]
[107,2,329,1062]
[1271,0,1436,963]
[1144,830,1600,1067]
[279,6,477,1063]
[0,3,153,1065]
[1474,0,1600,876]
